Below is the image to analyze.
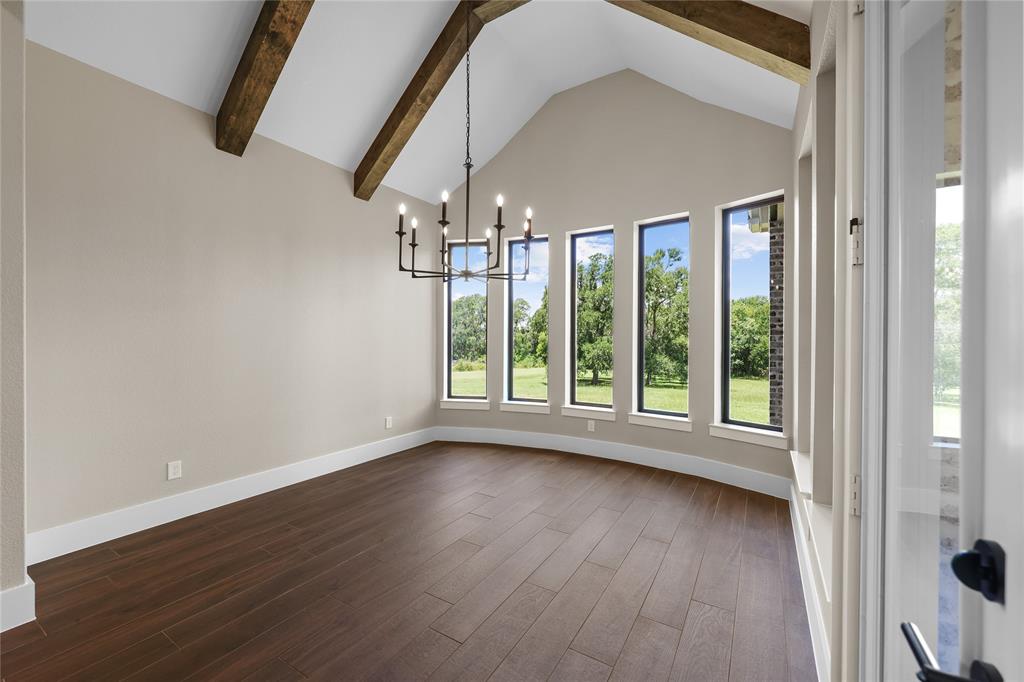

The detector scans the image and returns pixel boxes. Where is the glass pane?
[572,231,614,406]
[885,0,963,676]
[448,244,488,399]
[725,200,783,427]
[508,238,549,401]
[639,219,690,415]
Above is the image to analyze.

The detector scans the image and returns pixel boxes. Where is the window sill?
[561,405,617,421]
[440,399,491,411]
[708,422,789,450]
[627,412,693,432]
[500,401,550,415]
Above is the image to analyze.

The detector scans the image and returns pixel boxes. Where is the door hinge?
[849,218,864,266]
[850,473,862,516]
[853,2,865,16]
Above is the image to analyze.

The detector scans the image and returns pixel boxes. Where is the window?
[507,237,549,402]
[569,229,615,407]
[447,243,488,399]
[637,218,690,416]
[722,197,784,430]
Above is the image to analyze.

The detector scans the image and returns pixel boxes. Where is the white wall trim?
[627,412,693,432]
[0,577,35,632]
[26,427,436,565]
[499,401,550,414]
[709,422,790,450]
[560,405,617,422]
[435,426,790,498]
[439,399,491,411]
[789,483,830,682]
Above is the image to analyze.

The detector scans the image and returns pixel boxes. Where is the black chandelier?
[394,1,533,282]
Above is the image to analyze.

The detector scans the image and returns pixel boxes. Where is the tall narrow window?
[722,197,784,429]
[570,229,615,407]
[507,237,549,402]
[447,243,488,399]
[637,218,690,416]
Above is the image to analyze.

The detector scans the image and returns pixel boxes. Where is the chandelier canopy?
[394,1,533,282]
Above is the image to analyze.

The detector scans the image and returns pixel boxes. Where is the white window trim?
[565,224,616,410]
[500,401,551,414]
[503,233,550,405]
[627,412,693,432]
[632,211,691,419]
[709,422,789,450]
[440,399,491,411]
[561,404,617,421]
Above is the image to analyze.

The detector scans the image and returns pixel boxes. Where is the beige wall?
[25,44,438,532]
[1,0,26,590]
[436,70,795,478]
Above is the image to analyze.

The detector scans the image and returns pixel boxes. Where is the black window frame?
[569,228,615,409]
[636,217,690,418]
[446,241,488,400]
[721,196,784,431]
[506,236,549,403]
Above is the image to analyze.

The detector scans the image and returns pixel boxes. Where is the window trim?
[720,194,784,432]
[505,235,549,404]
[567,226,616,409]
[635,214,691,419]
[446,240,489,401]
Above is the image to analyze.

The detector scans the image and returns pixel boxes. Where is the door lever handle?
[901,622,1002,682]
[952,539,1005,604]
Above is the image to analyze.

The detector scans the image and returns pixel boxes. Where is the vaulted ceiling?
[26,0,809,203]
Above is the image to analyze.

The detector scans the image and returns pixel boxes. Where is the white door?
[882,0,1023,680]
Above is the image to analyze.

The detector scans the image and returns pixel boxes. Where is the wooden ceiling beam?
[606,0,810,85]
[353,0,530,201]
[216,0,314,156]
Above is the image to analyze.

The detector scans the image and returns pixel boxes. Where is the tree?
[450,293,486,363]
[729,296,770,377]
[575,253,614,384]
[511,297,532,364]
[933,222,962,402]
[642,248,689,387]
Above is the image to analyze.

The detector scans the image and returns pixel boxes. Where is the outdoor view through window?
[448,243,488,399]
[508,238,549,401]
[723,200,782,427]
[638,218,690,415]
[571,230,615,407]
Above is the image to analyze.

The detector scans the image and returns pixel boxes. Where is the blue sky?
[510,239,549,313]
[643,219,689,271]
[449,243,488,301]
[728,211,770,300]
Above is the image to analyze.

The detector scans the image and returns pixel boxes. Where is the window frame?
[446,240,489,401]
[635,215,691,418]
[505,235,549,404]
[720,195,784,432]
[568,227,616,409]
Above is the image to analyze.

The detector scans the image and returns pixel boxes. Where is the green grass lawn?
[728,377,771,425]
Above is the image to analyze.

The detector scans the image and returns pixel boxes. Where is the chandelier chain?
[464,1,472,167]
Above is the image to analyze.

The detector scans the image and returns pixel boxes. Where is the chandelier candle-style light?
[394,1,533,282]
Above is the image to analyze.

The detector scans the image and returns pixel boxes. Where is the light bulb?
[523,220,529,232]
[442,226,448,236]
[496,194,504,207]
[525,207,533,219]
[441,190,449,202]
[399,203,406,215]
[411,217,418,228]
[485,227,493,239]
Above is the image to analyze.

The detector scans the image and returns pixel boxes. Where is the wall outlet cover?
[385,416,393,429]
[587,420,596,432]
[167,460,182,480]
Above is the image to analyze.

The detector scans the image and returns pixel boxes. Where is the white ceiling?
[26,0,805,203]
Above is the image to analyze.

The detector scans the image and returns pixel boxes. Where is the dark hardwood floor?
[1,442,815,681]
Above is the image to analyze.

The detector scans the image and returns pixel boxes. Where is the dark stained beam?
[216,0,315,156]
[606,1,810,84]
[353,0,530,201]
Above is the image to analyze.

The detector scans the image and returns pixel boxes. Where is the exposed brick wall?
[769,211,784,427]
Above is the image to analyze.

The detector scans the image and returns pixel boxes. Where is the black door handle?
[952,539,1005,604]
[901,622,1002,682]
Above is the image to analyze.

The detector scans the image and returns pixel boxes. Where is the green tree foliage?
[451,293,486,363]
[933,222,962,403]
[729,296,770,378]
[643,248,689,387]
[576,253,615,384]
[511,288,549,368]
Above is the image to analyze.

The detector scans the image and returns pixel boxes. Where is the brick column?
[769,212,785,428]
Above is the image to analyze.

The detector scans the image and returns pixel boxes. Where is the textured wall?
[25,44,438,532]
[437,70,795,477]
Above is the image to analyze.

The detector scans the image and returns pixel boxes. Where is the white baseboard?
[433,426,791,498]
[789,483,830,682]
[27,425,792,568]
[26,428,436,565]
[0,577,35,632]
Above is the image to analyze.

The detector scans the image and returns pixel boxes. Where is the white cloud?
[574,233,614,263]
[729,222,770,260]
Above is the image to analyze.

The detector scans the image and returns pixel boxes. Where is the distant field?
[452,367,775,427]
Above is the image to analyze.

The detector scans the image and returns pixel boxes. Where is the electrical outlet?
[385,416,393,430]
[587,420,595,433]
[167,460,182,480]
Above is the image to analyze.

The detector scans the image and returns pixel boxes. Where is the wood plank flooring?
[1,442,814,681]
